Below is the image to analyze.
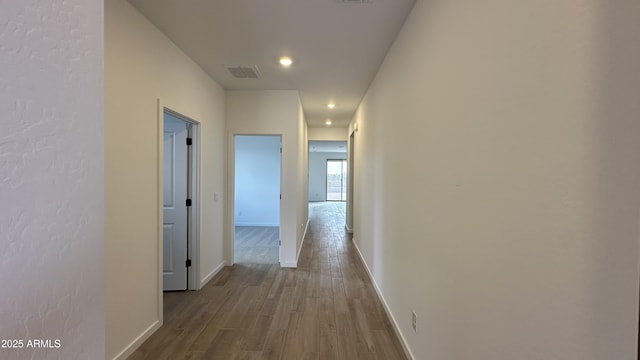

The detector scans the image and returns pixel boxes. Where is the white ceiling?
[309,140,347,153]
[128,0,416,128]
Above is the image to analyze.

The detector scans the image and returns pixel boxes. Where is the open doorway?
[346,130,355,233]
[308,141,347,202]
[162,109,199,291]
[308,140,348,235]
[233,135,281,264]
[326,159,347,201]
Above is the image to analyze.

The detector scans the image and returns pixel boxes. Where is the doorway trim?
[226,133,283,266]
[346,130,355,233]
[156,100,201,316]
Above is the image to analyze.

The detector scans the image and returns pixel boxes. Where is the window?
[326,159,347,201]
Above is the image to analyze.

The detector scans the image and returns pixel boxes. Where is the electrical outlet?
[412,311,417,332]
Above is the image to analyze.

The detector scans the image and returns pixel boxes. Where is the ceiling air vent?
[225,65,261,79]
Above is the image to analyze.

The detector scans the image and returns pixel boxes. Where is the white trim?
[302,216,310,240]
[280,260,298,268]
[188,121,201,291]
[345,130,355,233]
[300,217,310,258]
[200,261,227,288]
[351,238,415,360]
[155,100,164,329]
[225,133,235,265]
[111,320,161,360]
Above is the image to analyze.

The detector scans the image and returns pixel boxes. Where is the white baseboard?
[112,262,226,359]
[345,223,353,233]
[280,260,297,268]
[111,320,161,360]
[200,261,227,288]
[300,217,310,254]
[351,239,415,360]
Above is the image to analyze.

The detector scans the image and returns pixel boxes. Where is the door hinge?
[186,199,192,207]
[279,240,281,246]
[186,259,192,267]
[280,147,282,153]
[186,137,193,146]
[280,194,282,200]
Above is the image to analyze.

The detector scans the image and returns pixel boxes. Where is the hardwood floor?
[128,202,407,360]
[234,226,280,264]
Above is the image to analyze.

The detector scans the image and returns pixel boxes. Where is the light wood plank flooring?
[128,202,406,360]
[234,226,280,264]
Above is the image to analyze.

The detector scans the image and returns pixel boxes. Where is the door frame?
[346,130,355,233]
[226,133,283,266]
[157,100,201,310]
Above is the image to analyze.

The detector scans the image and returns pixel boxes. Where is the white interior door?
[163,114,189,291]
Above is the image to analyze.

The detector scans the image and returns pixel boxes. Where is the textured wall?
[350,0,640,359]
[0,1,105,360]
[105,0,227,358]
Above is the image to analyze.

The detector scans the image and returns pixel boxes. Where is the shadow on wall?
[591,2,640,358]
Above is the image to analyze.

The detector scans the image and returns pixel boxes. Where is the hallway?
[129,202,406,359]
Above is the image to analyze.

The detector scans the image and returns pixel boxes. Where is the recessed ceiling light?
[279,57,293,67]
[327,103,336,109]
[325,120,332,126]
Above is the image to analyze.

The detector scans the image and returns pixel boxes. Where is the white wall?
[226,90,308,267]
[0,1,105,359]
[309,152,347,202]
[235,136,281,226]
[308,127,348,141]
[350,1,640,359]
[105,1,226,358]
